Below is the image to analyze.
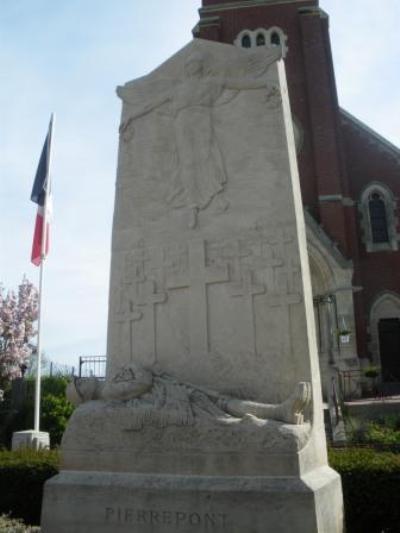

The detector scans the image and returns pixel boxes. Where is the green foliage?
[364,365,380,379]
[345,414,400,449]
[41,393,74,445]
[40,375,70,398]
[366,422,400,446]
[1,376,74,447]
[0,449,59,526]
[329,447,400,533]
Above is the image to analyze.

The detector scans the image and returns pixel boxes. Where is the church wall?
[341,118,400,361]
[298,10,354,258]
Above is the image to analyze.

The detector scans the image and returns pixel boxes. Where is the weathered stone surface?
[41,38,343,532]
[62,364,312,476]
[42,468,343,533]
[12,430,50,451]
[107,40,311,409]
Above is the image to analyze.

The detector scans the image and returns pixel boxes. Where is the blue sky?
[1,0,399,368]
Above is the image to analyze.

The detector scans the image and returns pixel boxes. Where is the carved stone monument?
[41,39,343,532]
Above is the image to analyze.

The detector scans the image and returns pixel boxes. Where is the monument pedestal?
[42,467,342,533]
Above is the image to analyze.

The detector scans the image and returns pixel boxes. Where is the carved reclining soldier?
[67,364,311,426]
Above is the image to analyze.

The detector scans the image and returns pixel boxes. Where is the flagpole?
[33,114,55,433]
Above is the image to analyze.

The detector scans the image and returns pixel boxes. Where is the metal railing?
[78,355,107,378]
[339,369,363,400]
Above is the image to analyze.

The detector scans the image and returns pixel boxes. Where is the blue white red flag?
[30,117,53,266]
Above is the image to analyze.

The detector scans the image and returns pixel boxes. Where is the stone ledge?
[41,467,343,533]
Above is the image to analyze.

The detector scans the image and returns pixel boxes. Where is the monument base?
[41,467,343,532]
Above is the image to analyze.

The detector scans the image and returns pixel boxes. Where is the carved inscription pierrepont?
[105,506,228,528]
[111,227,302,361]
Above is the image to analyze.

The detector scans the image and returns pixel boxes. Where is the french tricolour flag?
[30,116,54,266]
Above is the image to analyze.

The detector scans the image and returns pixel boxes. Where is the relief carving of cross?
[114,294,143,361]
[133,280,167,363]
[166,239,229,356]
[229,268,265,355]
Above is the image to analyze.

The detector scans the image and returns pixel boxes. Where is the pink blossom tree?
[0,277,39,387]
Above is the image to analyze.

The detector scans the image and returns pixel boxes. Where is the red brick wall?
[342,117,400,356]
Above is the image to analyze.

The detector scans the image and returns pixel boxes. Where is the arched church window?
[359,183,399,252]
[241,34,251,48]
[256,33,266,46]
[271,32,281,46]
[234,28,288,56]
[369,192,389,243]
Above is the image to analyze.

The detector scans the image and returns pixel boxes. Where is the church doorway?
[378,318,400,382]
[370,292,400,387]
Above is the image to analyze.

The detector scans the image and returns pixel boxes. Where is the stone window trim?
[358,182,399,252]
[234,27,288,57]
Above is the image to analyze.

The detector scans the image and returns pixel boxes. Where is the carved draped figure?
[167,80,227,211]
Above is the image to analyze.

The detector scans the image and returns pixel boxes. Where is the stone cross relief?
[166,239,229,355]
[112,230,302,363]
[113,282,166,364]
[229,269,265,356]
[112,243,167,363]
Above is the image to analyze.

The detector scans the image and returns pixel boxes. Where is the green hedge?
[329,447,400,533]
[1,447,399,531]
[0,449,59,526]
[0,376,74,448]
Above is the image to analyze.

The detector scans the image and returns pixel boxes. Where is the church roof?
[340,108,400,162]
[201,0,317,10]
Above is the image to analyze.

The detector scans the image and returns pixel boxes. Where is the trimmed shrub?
[40,393,74,445]
[0,449,59,526]
[329,447,400,533]
[1,376,74,447]
[345,414,400,449]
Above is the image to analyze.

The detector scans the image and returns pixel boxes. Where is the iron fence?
[78,355,107,379]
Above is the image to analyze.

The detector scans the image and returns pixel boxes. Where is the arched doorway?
[370,293,400,383]
[309,247,337,400]
[306,214,358,399]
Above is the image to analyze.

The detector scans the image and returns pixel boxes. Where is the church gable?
[341,109,400,167]
[340,109,400,220]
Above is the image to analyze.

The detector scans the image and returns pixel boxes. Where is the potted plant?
[338,329,351,344]
[363,365,380,379]
[362,365,380,397]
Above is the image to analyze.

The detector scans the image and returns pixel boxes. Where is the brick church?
[194,0,400,398]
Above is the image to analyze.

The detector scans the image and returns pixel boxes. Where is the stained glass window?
[369,193,389,243]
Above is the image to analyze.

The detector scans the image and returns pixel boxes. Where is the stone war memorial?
[41,38,344,532]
